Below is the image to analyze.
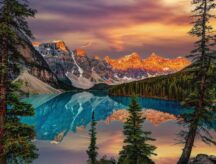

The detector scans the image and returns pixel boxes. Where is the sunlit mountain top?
[105,52,191,72]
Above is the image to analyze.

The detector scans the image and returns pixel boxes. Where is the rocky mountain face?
[105,52,191,79]
[34,41,118,89]
[33,40,191,90]
[68,50,117,89]
[15,71,61,94]
[13,42,61,92]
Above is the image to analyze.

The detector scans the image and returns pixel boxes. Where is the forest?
[109,65,216,101]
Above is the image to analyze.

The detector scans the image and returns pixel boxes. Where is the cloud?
[81,41,94,48]
[28,0,215,58]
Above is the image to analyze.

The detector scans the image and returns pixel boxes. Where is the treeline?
[109,67,216,101]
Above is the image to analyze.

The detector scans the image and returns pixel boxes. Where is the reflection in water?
[111,96,185,115]
[22,91,184,142]
[105,109,176,125]
[22,92,216,164]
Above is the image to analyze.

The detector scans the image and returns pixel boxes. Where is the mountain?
[15,71,61,94]
[11,40,64,94]
[34,40,119,89]
[105,52,191,73]
[104,52,190,80]
[33,40,70,56]
[105,52,143,70]
[33,40,191,90]
[143,53,191,72]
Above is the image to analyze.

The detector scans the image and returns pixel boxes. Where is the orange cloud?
[30,0,216,57]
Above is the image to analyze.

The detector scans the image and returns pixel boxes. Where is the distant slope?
[10,32,73,94]
[15,41,60,86]
[34,41,191,90]
[108,65,216,101]
[15,71,61,94]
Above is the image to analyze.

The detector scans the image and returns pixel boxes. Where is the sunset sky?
[29,0,215,58]
[34,121,216,164]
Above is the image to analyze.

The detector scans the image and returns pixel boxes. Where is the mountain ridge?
[105,52,191,72]
[31,40,191,90]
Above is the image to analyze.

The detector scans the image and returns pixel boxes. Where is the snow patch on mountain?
[71,51,84,77]
[33,40,191,90]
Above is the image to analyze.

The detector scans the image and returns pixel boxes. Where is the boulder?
[189,154,216,164]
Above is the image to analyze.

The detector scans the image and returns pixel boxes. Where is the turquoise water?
[22,91,185,141]
[22,92,216,164]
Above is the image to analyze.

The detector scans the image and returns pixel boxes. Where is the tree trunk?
[0,37,8,164]
[177,122,198,164]
[178,0,209,163]
[178,71,207,164]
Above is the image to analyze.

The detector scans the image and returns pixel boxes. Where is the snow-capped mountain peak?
[33,41,191,89]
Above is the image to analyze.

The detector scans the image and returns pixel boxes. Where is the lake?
[22,91,216,164]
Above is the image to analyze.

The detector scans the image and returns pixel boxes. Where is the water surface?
[23,91,216,164]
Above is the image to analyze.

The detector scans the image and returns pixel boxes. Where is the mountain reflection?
[105,109,177,126]
[22,91,185,142]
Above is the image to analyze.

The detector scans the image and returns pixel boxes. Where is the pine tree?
[87,112,98,164]
[118,97,156,164]
[177,0,216,163]
[2,83,38,164]
[0,0,38,163]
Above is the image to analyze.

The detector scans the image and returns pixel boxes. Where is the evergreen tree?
[178,0,216,163]
[118,97,156,164]
[2,83,38,164]
[87,112,98,164]
[0,0,38,163]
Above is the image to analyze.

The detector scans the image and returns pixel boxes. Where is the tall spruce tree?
[118,97,156,164]
[2,83,38,164]
[87,111,98,164]
[178,0,216,163]
[0,0,38,163]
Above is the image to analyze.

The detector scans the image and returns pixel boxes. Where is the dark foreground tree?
[118,97,156,164]
[0,0,38,163]
[178,0,216,163]
[87,112,98,164]
[2,83,38,164]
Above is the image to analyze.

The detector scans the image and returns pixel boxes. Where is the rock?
[36,41,118,89]
[105,52,191,78]
[33,40,191,90]
[10,42,62,94]
[15,71,61,94]
[189,154,216,164]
